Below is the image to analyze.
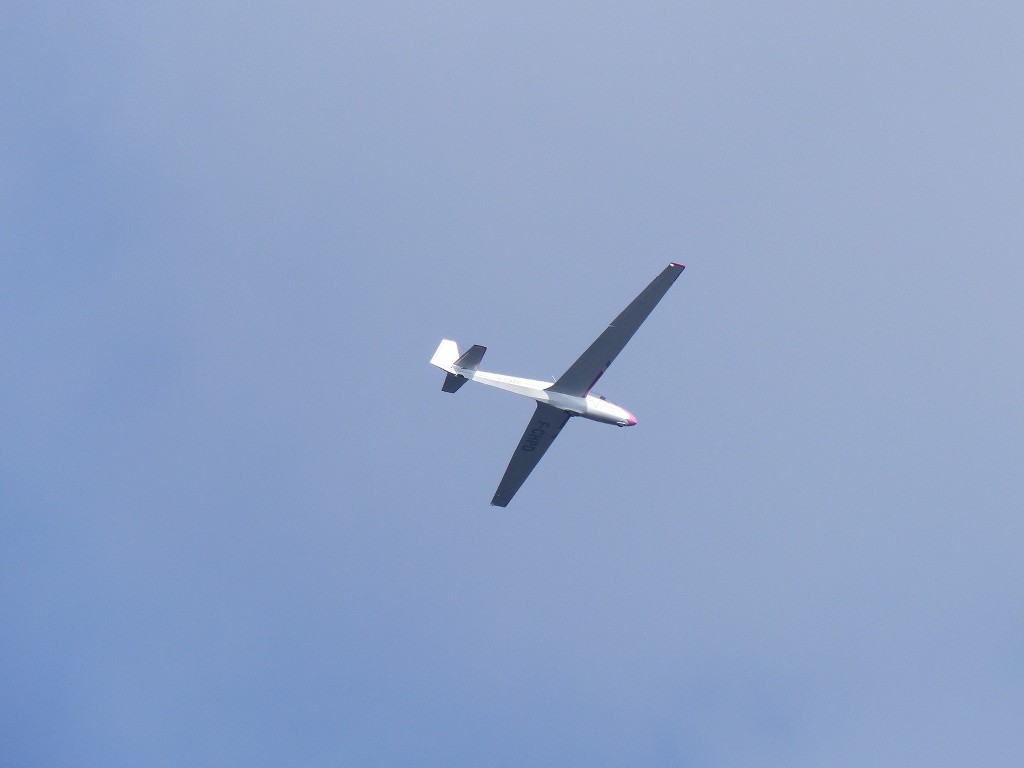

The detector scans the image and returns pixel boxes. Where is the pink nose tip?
[627,414,637,426]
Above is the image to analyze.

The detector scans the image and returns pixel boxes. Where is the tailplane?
[430,339,487,393]
[455,344,486,371]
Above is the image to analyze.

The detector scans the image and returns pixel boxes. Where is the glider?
[430,262,685,506]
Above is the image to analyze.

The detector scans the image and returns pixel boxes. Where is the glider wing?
[491,402,572,507]
[551,263,685,397]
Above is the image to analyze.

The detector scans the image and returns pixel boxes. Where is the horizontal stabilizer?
[442,372,468,393]
[455,344,486,371]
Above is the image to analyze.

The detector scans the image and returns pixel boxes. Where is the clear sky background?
[3,2,1023,766]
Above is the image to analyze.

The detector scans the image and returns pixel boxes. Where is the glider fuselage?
[457,369,636,426]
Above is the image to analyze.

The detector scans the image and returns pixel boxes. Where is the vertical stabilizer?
[432,339,473,393]
[430,339,461,373]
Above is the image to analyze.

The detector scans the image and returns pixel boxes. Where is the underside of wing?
[550,262,685,397]
[491,402,573,507]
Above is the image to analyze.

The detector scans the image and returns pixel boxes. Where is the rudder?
[430,339,461,373]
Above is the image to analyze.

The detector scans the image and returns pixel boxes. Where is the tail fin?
[430,339,461,374]
[430,339,487,393]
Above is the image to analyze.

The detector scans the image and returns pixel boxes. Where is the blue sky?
[3,2,1023,766]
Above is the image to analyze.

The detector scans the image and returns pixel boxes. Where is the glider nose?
[626,411,637,426]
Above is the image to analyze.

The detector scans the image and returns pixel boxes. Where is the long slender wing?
[551,263,685,397]
[491,402,573,507]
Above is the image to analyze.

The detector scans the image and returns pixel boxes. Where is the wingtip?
[669,262,685,269]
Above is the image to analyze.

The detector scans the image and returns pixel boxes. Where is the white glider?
[430,262,685,506]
